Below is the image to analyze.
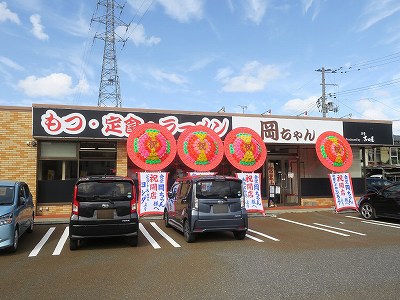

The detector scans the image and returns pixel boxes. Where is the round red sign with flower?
[315,131,353,172]
[127,123,177,171]
[177,126,224,171]
[224,127,267,172]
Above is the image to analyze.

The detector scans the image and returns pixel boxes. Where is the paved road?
[2,211,400,299]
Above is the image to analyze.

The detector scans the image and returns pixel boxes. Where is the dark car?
[69,175,139,250]
[366,177,392,194]
[0,181,34,252]
[358,181,400,220]
[164,175,248,243]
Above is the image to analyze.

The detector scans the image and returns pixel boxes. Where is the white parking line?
[313,223,366,236]
[346,216,400,228]
[139,223,161,249]
[29,227,56,257]
[150,222,181,248]
[248,229,280,241]
[278,218,350,237]
[52,227,69,255]
[245,234,264,242]
[362,220,400,229]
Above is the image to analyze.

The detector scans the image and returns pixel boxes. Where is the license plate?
[213,204,228,213]
[97,209,114,219]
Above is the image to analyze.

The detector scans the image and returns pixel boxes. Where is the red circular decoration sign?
[177,125,224,172]
[224,127,267,172]
[127,123,177,171]
[315,131,353,172]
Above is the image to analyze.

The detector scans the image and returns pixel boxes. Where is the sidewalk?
[34,205,336,225]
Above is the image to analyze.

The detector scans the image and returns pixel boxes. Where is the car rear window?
[196,180,242,199]
[77,181,133,201]
[0,186,14,205]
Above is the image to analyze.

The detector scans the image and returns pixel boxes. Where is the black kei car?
[69,176,139,250]
[164,175,248,243]
[358,181,400,220]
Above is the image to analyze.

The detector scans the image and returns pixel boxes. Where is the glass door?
[267,158,299,206]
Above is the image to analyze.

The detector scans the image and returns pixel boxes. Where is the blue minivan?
[0,181,35,252]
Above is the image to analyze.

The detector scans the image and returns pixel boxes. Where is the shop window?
[39,160,78,180]
[40,142,78,158]
[391,147,400,165]
[79,142,117,176]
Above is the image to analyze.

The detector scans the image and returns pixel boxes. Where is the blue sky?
[1,0,400,134]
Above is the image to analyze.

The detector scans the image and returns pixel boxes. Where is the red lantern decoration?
[127,123,177,171]
[224,127,267,172]
[315,131,353,172]
[177,126,224,171]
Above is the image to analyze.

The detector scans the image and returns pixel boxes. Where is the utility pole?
[315,67,338,117]
[92,0,129,107]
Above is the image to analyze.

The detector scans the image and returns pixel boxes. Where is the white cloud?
[0,56,24,71]
[0,2,20,24]
[244,0,268,24]
[357,98,387,120]
[302,0,322,20]
[119,24,161,46]
[282,96,318,114]
[217,61,281,93]
[30,14,49,40]
[358,0,400,31]
[156,0,203,22]
[18,73,89,98]
[150,69,187,85]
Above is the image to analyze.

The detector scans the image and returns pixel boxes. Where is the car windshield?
[77,181,133,201]
[196,180,242,199]
[0,186,14,205]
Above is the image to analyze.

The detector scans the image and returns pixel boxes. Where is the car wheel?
[70,238,79,251]
[360,202,376,220]
[9,227,19,253]
[233,231,246,240]
[164,210,171,228]
[127,236,138,247]
[183,220,196,243]
[27,214,34,233]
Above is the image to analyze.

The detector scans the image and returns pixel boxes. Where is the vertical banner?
[138,172,168,216]
[187,172,217,176]
[237,173,264,214]
[329,173,357,212]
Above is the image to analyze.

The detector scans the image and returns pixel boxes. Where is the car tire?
[360,202,376,220]
[27,214,34,233]
[183,220,196,243]
[70,238,79,251]
[127,236,138,247]
[233,231,246,240]
[9,227,19,253]
[164,210,171,228]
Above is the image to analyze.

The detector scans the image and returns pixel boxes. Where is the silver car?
[0,181,35,252]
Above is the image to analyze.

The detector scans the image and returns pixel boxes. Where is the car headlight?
[0,213,13,226]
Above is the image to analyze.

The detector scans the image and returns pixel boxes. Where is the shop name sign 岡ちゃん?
[232,116,343,144]
[33,108,231,139]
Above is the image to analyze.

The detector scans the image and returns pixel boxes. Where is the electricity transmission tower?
[92,0,129,107]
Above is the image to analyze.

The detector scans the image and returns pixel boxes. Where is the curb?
[34,207,339,225]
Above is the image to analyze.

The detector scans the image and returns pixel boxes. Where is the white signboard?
[138,172,167,216]
[232,116,343,144]
[236,173,264,214]
[329,173,357,212]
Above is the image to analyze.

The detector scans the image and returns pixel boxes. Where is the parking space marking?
[361,220,400,229]
[150,222,181,248]
[139,223,161,249]
[52,227,69,255]
[313,223,366,236]
[278,218,350,237]
[29,227,56,257]
[346,216,400,229]
[245,234,264,242]
[248,229,280,241]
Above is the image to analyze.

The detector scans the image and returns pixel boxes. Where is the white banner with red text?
[236,173,264,214]
[138,172,168,216]
[329,173,357,212]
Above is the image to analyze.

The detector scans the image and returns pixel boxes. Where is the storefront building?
[0,104,394,216]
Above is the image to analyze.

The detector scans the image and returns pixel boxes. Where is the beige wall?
[0,106,37,205]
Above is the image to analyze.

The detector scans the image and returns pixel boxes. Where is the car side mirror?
[19,197,26,206]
